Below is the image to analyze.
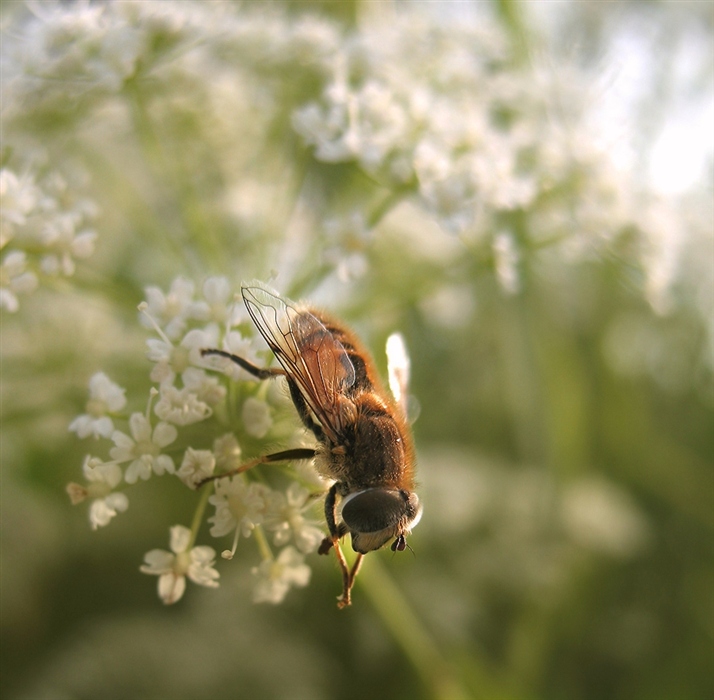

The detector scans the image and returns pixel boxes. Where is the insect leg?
[197,448,316,488]
[201,348,285,380]
[286,378,325,441]
[347,554,364,588]
[322,483,339,540]
[318,484,358,608]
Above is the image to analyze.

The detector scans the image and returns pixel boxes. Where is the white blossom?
[0,166,99,299]
[140,278,200,341]
[242,397,272,438]
[200,276,233,324]
[177,448,216,489]
[154,385,212,426]
[0,251,38,312]
[293,77,409,171]
[140,525,219,605]
[264,482,325,554]
[69,372,127,439]
[66,456,129,530]
[208,477,268,540]
[212,433,242,472]
[147,326,220,387]
[38,213,97,277]
[181,367,226,407]
[203,330,259,382]
[109,413,177,484]
[251,546,311,604]
[0,169,39,245]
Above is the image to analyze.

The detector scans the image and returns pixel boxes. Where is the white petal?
[242,397,272,438]
[110,430,135,452]
[152,421,178,448]
[88,496,124,529]
[203,276,230,304]
[87,462,123,488]
[140,549,175,574]
[129,413,151,441]
[69,415,93,439]
[190,545,217,565]
[188,549,220,587]
[0,289,19,312]
[146,338,173,362]
[158,572,186,604]
[286,481,309,507]
[92,372,127,411]
[252,576,289,605]
[169,525,192,554]
[104,492,129,514]
[169,277,195,300]
[295,525,325,554]
[88,372,112,398]
[11,271,38,294]
[89,500,113,529]
[124,458,151,484]
[71,230,97,258]
[92,416,115,439]
[153,454,176,476]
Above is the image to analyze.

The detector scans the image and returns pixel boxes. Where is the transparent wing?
[386,333,410,421]
[241,281,356,442]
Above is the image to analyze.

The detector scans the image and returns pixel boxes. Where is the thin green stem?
[253,525,273,561]
[365,185,414,230]
[188,484,213,549]
[356,557,472,700]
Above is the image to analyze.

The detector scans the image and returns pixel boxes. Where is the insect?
[200,281,421,608]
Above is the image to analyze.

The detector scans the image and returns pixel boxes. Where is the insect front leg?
[201,348,286,380]
[319,483,360,608]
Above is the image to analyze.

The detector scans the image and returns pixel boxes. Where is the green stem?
[188,484,212,548]
[492,0,534,65]
[356,556,472,700]
[365,185,414,230]
[253,525,273,561]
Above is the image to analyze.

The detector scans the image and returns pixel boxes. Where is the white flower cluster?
[0,167,98,312]
[66,276,326,605]
[2,0,206,116]
[290,19,630,252]
[3,1,697,311]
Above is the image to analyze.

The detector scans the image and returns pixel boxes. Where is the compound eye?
[341,489,409,534]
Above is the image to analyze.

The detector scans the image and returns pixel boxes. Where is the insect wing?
[241,283,356,441]
[386,333,410,421]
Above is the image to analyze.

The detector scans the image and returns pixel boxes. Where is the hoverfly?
[200,282,421,608]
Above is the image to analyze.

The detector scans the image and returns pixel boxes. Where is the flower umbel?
[66,274,324,604]
[0,167,98,312]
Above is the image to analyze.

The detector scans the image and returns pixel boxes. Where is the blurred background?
[1,1,712,699]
